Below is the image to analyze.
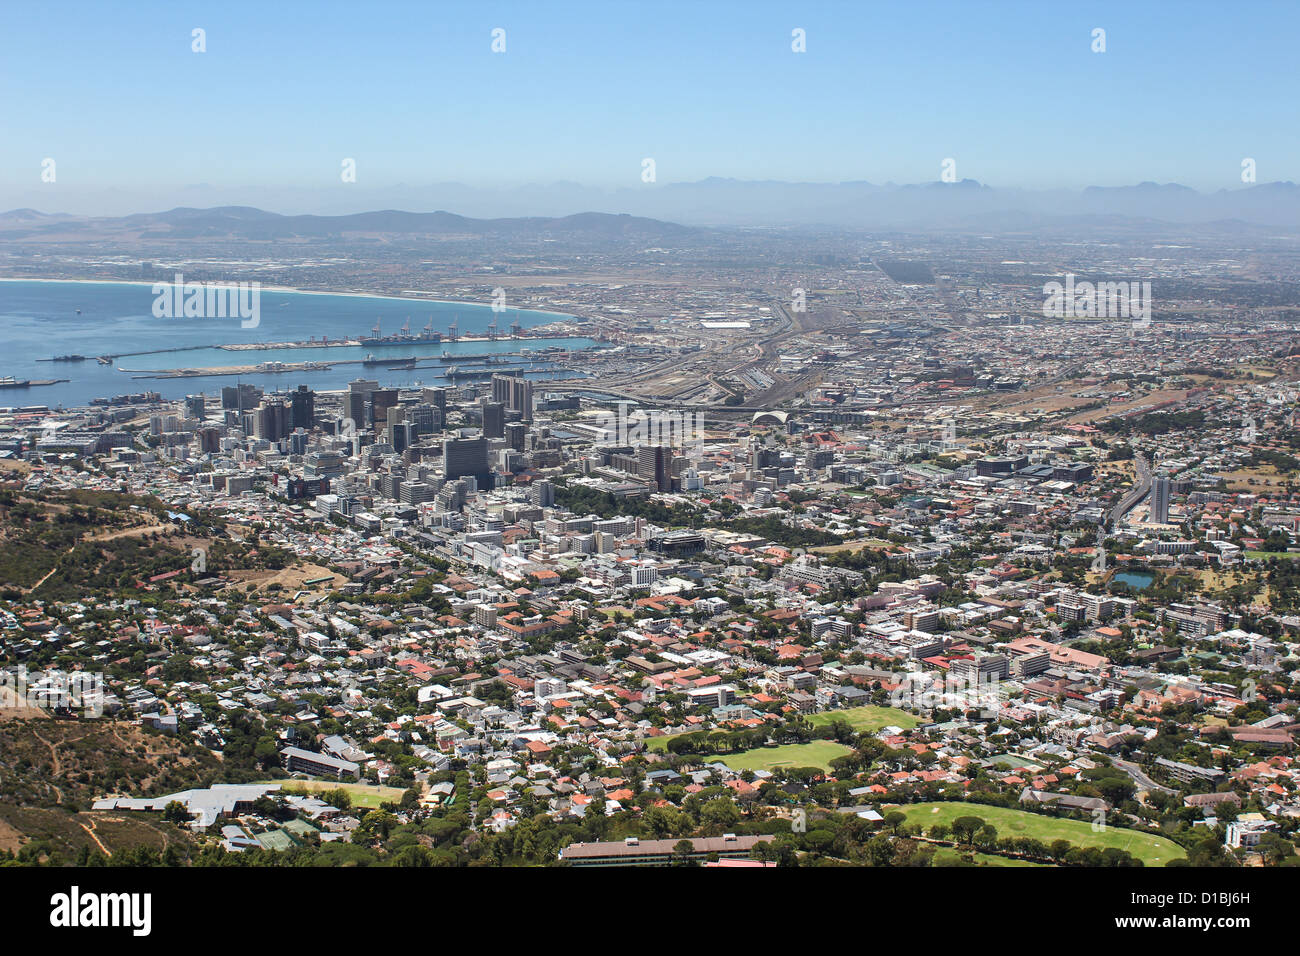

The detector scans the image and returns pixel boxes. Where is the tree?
[950,815,985,847]
[162,800,189,824]
[671,840,697,866]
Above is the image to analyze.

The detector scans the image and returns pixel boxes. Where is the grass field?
[806,706,920,733]
[257,779,406,810]
[716,741,853,772]
[899,802,1186,866]
[646,733,690,753]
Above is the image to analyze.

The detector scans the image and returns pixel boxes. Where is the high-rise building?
[391,422,415,454]
[221,383,261,412]
[370,389,399,427]
[532,479,555,508]
[444,436,493,488]
[256,400,289,442]
[491,373,534,422]
[184,394,206,420]
[423,387,449,416]
[481,400,505,439]
[637,445,671,492]
[409,403,441,437]
[1151,473,1171,524]
[505,422,528,450]
[347,379,377,431]
[290,385,316,430]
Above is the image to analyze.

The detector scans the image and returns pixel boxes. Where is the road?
[1113,757,1178,796]
[1108,454,1152,527]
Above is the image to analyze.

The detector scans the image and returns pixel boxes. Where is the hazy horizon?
[4,0,1299,217]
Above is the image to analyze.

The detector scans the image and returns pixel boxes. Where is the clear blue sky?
[2,0,1296,200]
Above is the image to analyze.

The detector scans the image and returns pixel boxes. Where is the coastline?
[0,276,579,321]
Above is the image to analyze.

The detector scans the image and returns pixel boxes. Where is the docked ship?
[0,377,31,388]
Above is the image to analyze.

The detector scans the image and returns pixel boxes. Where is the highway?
[1108,453,1152,527]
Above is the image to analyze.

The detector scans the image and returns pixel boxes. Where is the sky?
[2,0,1297,214]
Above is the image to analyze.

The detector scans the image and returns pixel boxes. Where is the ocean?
[0,280,598,408]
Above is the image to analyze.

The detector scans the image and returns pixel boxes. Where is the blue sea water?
[0,280,597,408]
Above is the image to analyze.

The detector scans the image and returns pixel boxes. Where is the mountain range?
[3,178,1299,235]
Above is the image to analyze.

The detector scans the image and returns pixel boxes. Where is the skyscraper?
[290,385,315,430]
[1151,473,1171,524]
[255,400,289,442]
[370,388,399,427]
[481,400,505,439]
[444,436,493,488]
[637,444,671,492]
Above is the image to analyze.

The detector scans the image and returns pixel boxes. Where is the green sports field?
[716,740,854,772]
[899,801,1187,866]
[806,705,920,732]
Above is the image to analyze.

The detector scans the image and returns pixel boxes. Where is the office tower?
[637,444,671,492]
[532,479,555,508]
[409,403,441,437]
[444,436,492,488]
[481,400,505,439]
[197,427,221,454]
[347,379,376,430]
[423,387,449,416]
[256,400,289,442]
[290,385,316,430]
[370,388,399,427]
[491,373,534,422]
[346,391,368,431]
[386,404,405,427]
[1151,473,1171,524]
[221,383,261,411]
[391,422,415,454]
[505,422,527,450]
[399,481,435,505]
[513,376,534,422]
[184,394,206,420]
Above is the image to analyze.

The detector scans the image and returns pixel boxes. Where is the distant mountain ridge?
[0,206,697,241]
[3,178,1299,233]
